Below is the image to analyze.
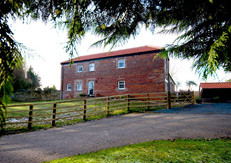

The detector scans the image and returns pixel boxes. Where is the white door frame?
[88,81,94,96]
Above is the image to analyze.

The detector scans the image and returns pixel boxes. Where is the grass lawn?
[4,99,86,134]
[47,138,231,163]
[4,98,164,135]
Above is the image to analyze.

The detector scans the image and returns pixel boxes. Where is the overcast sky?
[10,19,231,91]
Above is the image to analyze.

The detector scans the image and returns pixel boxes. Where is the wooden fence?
[5,91,194,130]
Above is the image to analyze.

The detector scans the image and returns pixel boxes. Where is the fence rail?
[5,91,194,130]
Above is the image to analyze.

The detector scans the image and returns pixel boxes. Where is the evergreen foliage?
[13,65,41,91]
[26,0,231,78]
[0,0,23,133]
[26,66,41,90]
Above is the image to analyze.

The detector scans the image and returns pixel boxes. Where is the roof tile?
[61,45,162,64]
[200,82,231,89]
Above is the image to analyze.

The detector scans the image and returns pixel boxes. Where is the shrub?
[120,95,126,99]
[196,96,202,104]
[79,93,86,97]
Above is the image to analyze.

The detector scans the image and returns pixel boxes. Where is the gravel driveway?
[154,103,231,114]
[0,103,231,163]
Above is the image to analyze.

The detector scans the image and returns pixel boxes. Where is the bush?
[196,96,202,104]
[43,85,57,94]
[120,95,126,99]
[79,93,86,97]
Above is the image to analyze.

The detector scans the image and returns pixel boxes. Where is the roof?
[200,82,231,89]
[61,45,162,64]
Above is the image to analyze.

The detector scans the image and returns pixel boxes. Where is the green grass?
[46,138,231,163]
[4,98,165,135]
[4,99,86,134]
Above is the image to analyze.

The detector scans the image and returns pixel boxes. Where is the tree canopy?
[42,0,230,79]
[2,0,231,79]
[0,0,231,131]
[13,65,41,91]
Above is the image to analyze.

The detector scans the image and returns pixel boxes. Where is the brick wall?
[61,52,166,99]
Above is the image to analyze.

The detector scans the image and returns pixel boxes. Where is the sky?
[10,19,231,91]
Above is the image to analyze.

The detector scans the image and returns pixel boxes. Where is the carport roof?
[200,82,231,89]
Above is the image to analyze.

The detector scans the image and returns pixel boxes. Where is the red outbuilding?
[60,45,175,99]
[200,82,231,102]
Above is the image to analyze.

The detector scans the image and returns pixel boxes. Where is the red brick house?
[200,82,231,102]
[60,45,175,99]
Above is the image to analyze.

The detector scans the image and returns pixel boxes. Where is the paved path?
[1,109,231,162]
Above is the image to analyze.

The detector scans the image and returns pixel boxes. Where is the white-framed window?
[77,65,83,72]
[118,59,125,68]
[89,63,95,71]
[77,83,82,91]
[118,81,125,90]
[67,84,71,91]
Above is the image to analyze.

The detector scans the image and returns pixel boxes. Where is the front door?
[88,81,94,96]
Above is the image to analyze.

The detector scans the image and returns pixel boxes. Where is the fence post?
[52,103,57,126]
[127,95,130,112]
[191,91,195,104]
[147,93,150,110]
[167,91,171,109]
[28,104,33,129]
[83,99,87,120]
[106,96,110,116]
